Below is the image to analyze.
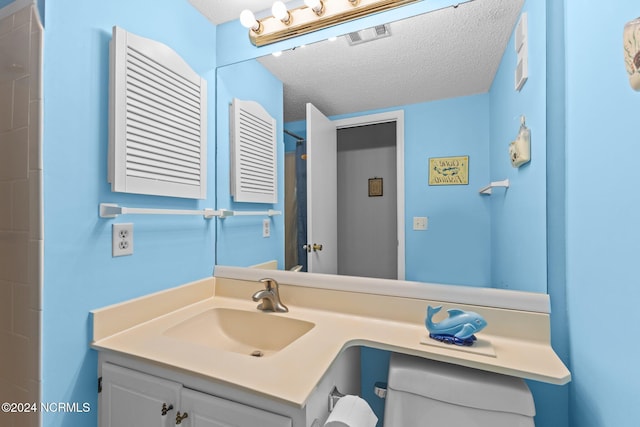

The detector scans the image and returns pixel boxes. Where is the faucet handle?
[255,278,288,313]
[259,277,276,289]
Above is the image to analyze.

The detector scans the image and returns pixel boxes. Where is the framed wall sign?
[368,177,383,197]
[429,156,469,186]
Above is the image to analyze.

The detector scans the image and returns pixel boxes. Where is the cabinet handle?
[161,403,173,416]
[175,411,189,424]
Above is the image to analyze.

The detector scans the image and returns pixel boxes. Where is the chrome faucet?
[252,278,288,313]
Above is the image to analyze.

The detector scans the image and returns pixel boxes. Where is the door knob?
[312,243,323,251]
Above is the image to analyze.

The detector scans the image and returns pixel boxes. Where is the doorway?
[285,110,405,279]
[337,122,397,279]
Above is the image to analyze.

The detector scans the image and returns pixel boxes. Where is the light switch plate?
[413,217,428,231]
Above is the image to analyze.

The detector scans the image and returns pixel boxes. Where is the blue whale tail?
[426,305,442,330]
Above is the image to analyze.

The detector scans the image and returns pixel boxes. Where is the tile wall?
[0,4,42,427]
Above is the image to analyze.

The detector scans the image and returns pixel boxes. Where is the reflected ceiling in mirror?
[257,0,524,122]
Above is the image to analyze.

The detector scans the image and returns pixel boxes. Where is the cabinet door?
[101,363,181,427]
[180,388,292,427]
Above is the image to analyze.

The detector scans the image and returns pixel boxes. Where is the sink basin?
[163,308,315,357]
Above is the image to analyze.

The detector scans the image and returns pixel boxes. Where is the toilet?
[383,353,536,426]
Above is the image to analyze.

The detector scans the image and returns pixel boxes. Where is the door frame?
[332,110,405,280]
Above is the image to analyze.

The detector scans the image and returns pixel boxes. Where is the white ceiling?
[188,0,281,25]
[189,0,525,122]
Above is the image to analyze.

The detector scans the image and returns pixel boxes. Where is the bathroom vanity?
[98,347,359,426]
[91,267,570,426]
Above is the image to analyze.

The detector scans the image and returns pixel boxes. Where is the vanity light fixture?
[240,0,419,47]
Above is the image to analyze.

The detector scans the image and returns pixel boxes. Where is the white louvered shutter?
[230,99,277,204]
[109,26,207,199]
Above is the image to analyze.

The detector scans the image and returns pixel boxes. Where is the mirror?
[215,0,548,294]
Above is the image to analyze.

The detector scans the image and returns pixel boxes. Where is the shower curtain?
[295,141,308,272]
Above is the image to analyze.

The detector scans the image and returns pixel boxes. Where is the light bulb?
[272,1,291,24]
[304,0,323,13]
[240,9,261,31]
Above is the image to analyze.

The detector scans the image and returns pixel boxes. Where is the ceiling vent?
[346,24,391,46]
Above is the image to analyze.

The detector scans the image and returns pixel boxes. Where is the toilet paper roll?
[324,395,378,427]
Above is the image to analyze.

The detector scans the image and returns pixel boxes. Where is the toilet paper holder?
[328,386,346,412]
[328,383,387,412]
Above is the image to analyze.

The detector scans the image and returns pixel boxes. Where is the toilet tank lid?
[387,354,536,417]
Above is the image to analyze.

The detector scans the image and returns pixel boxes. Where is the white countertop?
[91,272,570,407]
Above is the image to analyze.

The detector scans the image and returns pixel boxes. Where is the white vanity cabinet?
[100,362,292,427]
[180,388,291,427]
[100,363,181,427]
[98,346,360,427]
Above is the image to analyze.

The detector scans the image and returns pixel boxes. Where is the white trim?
[214,265,551,313]
[0,0,35,20]
[333,110,406,280]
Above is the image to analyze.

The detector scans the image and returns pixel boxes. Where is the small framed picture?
[368,177,383,197]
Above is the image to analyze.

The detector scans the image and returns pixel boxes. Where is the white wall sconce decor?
[509,116,531,168]
[240,0,418,47]
[624,16,640,91]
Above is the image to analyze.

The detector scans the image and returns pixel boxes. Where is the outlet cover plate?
[113,223,134,256]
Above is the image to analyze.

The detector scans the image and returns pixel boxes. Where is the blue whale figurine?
[425,305,487,340]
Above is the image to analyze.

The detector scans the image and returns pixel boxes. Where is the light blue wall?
[565,1,640,426]
[403,96,492,286]
[215,61,285,268]
[489,0,547,294]
[42,1,216,426]
[535,1,571,426]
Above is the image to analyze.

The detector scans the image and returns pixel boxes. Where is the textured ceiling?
[190,0,525,122]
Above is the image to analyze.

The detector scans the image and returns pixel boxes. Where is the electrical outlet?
[112,223,133,256]
[263,219,271,238]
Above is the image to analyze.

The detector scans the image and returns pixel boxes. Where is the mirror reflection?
[216,0,549,294]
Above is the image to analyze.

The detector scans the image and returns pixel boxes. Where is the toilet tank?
[383,353,535,427]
